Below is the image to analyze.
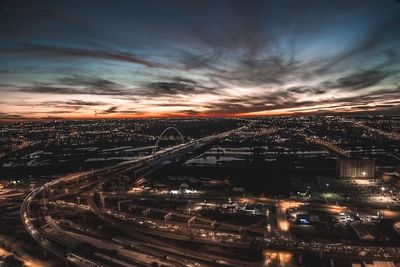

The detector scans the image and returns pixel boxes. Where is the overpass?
[20,125,249,266]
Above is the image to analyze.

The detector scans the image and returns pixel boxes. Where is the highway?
[88,187,400,261]
[20,125,253,266]
[20,122,400,266]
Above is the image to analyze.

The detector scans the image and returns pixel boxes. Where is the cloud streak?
[0,44,170,68]
[0,0,400,119]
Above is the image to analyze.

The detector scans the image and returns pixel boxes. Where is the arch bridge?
[152,127,184,154]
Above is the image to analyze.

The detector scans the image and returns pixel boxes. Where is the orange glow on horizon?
[0,102,391,121]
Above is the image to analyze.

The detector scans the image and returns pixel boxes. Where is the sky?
[0,0,400,120]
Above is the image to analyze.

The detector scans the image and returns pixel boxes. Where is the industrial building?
[337,158,375,179]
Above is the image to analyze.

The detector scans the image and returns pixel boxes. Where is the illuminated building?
[337,158,375,179]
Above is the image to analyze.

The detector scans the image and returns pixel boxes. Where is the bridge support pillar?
[142,208,151,216]
[99,192,105,208]
[188,216,196,228]
[164,212,172,221]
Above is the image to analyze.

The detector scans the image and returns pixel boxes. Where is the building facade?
[337,158,375,179]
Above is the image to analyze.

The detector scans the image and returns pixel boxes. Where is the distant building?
[337,158,375,179]
[232,187,244,193]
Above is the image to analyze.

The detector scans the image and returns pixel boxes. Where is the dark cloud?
[289,87,400,114]
[0,68,16,74]
[15,100,103,108]
[98,106,139,115]
[206,85,400,115]
[117,110,140,114]
[332,86,400,104]
[171,0,277,75]
[10,85,123,96]
[58,76,119,89]
[181,0,272,59]
[178,50,222,70]
[204,94,304,114]
[58,100,104,106]
[178,109,203,116]
[9,76,131,96]
[153,103,199,107]
[175,1,400,91]
[100,106,118,114]
[287,86,326,95]
[18,85,84,95]
[209,57,300,87]
[0,44,169,68]
[142,76,215,96]
[324,70,392,91]
[0,112,25,120]
[1,0,400,117]
[56,76,131,95]
[43,100,105,111]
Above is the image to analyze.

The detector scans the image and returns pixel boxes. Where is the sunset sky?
[1,0,400,120]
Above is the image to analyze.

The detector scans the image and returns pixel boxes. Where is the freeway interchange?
[20,124,400,266]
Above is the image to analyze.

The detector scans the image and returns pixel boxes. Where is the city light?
[0,0,399,265]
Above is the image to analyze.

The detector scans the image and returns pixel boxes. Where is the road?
[20,122,400,265]
[20,125,251,266]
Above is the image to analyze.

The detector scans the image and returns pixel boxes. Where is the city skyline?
[1,0,400,120]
